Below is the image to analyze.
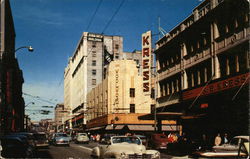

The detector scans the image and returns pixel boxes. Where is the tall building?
[0,0,25,134]
[86,60,176,133]
[155,0,249,139]
[64,32,123,130]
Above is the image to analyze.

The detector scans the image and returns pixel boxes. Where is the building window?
[92,51,96,57]
[92,79,96,85]
[92,41,96,48]
[151,88,155,99]
[115,44,119,50]
[151,105,155,114]
[130,104,135,113]
[130,88,135,97]
[92,69,96,75]
[92,60,96,66]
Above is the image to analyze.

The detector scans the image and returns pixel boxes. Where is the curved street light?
[15,46,34,53]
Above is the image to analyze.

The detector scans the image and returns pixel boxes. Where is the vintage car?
[91,136,160,159]
[52,133,70,146]
[190,136,249,158]
[213,136,249,152]
[74,132,90,144]
[33,132,49,148]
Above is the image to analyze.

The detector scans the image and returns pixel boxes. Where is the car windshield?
[79,133,87,136]
[112,136,141,145]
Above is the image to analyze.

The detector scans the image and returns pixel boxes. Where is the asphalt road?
[35,142,189,159]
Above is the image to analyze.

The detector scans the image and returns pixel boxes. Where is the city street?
[35,142,188,159]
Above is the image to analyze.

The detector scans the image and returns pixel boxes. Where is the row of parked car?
[0,132,49,158]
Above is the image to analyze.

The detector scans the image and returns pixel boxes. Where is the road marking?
[78,145,92,151]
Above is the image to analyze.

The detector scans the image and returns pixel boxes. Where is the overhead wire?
[101,0,125,34]
[86,0,103,31]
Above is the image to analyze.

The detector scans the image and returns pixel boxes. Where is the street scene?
[0,0,249,158]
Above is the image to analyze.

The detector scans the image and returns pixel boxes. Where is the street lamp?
[15,46,34,53]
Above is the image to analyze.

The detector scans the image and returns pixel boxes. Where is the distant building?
[54,103,69,131]
[0,0,25,134]
[154,0,249,138]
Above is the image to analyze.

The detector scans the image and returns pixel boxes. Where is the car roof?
[234,136,249,141]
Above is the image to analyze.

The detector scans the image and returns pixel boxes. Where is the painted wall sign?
[142,31,152,95]
[182,73,250,100]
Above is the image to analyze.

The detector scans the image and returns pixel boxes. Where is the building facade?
[64,32,123,130]
[86,60,175,133]
[54,103,69,131]
[155,0,249,140]
[0,0,25,135]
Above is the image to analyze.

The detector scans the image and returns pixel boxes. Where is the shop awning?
[128,125,154,131]
[138,112,183,120]
[115,125,124,130]
[87,126,105,131]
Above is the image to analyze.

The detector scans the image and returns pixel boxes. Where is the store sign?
[183,73,250,100]
[142,31,152,94]
[87,33,103,42]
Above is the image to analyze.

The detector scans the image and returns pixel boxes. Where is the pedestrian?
[214,133,222,146]
[223,133,229,144]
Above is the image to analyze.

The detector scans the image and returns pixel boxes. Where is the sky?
[10,0,203,121]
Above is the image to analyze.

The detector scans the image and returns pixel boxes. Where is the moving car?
[148,133,169,150]
[52,133,70,146]
[34,132,49,148]
[74,133,89,144]
[91,135,160,159]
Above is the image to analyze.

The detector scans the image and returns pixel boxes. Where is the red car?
[148,133,169,150]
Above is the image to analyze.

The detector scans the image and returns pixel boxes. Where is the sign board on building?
[142,31,152,95]
[87,33,103,42]
[182,73,250,100]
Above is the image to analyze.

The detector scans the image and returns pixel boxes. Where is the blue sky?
[10,0,203,121]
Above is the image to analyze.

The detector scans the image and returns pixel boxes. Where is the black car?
[0,135,35,158]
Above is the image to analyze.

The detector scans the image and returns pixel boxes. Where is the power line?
[101,0,125,34]
[86,0,103,31]
[23,92,56,105]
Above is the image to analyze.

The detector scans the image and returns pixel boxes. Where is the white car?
[91,136,160,159]
[213,136,249,152]
[75,133,89,144]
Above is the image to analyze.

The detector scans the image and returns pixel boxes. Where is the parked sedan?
[74,133,89,144]
[52,133,70,146]
[91,136,160,159]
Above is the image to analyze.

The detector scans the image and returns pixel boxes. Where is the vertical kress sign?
[142,31,152,95]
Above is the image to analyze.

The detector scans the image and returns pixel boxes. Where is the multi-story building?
[64,32,123,130]
[155,0,249,140]
[86,60,176,133]
[54,103,69,131]
[0,0,25,134]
